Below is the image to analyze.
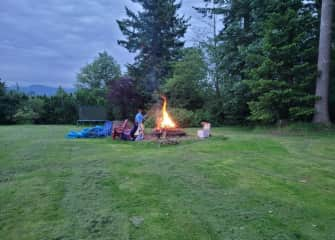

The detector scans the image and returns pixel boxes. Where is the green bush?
[191,109,214,127]
[14,106,39,124]
[169,108,194,128]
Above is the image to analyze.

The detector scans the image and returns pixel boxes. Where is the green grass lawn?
[0,125,335,240]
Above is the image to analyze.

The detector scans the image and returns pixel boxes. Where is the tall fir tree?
[246,0,318,123]
[117,0,189,94]
[197,0,320,124]
[197,0,269,123]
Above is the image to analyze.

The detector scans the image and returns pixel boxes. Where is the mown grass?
[0,125,334,240]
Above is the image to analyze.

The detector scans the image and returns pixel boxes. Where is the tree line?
[0,82,77,124]
[1,0,334,126]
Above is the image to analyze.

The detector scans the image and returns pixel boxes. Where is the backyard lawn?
[0,125,335,240]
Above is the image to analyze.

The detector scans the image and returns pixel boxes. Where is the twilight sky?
[0,0,212,88]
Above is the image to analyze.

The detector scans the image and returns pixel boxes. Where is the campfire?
[153,96,186,138]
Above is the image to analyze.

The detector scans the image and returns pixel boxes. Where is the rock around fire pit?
[152,128,186,138]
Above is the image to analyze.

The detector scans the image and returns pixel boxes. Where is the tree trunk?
[313,0,334,124]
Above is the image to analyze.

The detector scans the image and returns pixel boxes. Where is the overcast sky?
[0,0,211,88]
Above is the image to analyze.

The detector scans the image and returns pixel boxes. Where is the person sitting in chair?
[130,108,144,140]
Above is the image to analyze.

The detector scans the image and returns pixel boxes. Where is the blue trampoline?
[67,121,112,139]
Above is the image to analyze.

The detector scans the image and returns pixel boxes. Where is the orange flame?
[157,96,176,129]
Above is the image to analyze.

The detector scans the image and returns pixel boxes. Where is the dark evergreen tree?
[197,0,320,124]
[117,0,189,93]
[0,81,27,124]
[246,1,318,123]
[197,0,268,123]
[42,87,78,124]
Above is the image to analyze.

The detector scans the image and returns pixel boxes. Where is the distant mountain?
[8,85,75,96]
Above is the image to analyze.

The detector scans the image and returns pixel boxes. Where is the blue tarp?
[67,121,112,139]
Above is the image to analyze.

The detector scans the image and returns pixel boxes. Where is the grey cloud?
[0,0,208,88]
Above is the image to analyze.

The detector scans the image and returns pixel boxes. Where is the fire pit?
[152,96,186,139]
[153,128,186,138]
